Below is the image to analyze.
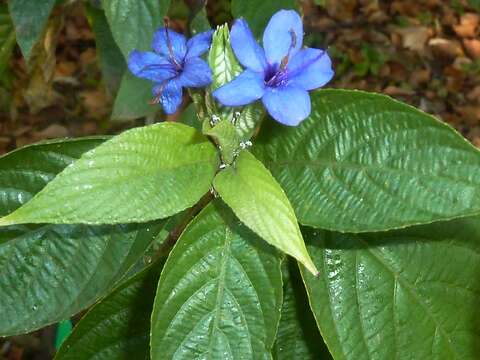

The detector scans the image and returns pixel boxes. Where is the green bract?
[2,2,480,359]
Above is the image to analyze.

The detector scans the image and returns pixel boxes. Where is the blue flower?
[128,28,213,114]
[213,10,334,126]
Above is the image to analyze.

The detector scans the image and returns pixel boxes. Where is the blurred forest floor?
[1,0,480,357]
[1,0,480,157]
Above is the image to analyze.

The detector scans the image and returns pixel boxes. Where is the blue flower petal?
[213,69,265,106]
[263,10,303,66]
[128,50,177,82]
[152,28,187,62]
[153,80,183,114]
[230,19,267,73]
[262,84,310,126]
[287,48,334,90]
[179,58,212,88]
[186,30,213,59]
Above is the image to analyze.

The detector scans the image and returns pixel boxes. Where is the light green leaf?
[207,25,265,140]
[85,3,126,96]
[55,260,163,360]
[213,150,318,275]
[0,123,219,226]
[205,119,240,164]
[253,89,480,232]
[208,25,242,92]
[150,201,283,359]
[273,260,332,360]
[111,72,157,121]
[0,138,165,336]
[231,0,298,37]
[8,0,56,60]
[301,216,480,360]
[100,0,170,59]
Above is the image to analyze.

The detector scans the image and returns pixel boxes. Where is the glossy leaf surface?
[150,201,282,359]
[254,89,480,232]
[0,123,219,225]
[0,139,164,336]
[55,261,163,360]
[301,217,480,359]
[8,0,56,60]
[213,151,317,275]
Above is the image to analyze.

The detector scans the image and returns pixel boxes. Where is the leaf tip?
[302,257,319,277]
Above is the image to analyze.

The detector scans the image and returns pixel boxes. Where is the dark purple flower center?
[265,65,289,88]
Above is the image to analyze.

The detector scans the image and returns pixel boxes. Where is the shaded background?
[0,0,479,358]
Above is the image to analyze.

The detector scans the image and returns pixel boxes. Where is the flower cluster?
[128,10,334,126]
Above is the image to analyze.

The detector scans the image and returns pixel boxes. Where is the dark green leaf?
[150,201,283,359]
[190,6,211,34]
[273,260,332,360]
[111,72,157,121]
[0,123,219,226]
[100,0,170,59]
[55,261,164,360]
[0,138,165,336]
[253,89,480,232]
[178,103,202,131]
[85,3,126,96]
[231,0,298,37]
[213,150,317,275]
[8,0,56,60]
[101,0,170,120]
[301,217,480,359]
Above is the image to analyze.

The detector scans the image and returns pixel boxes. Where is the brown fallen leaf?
[33,124,69,139]
[463,39,480,59]
[428,38,464,59]
[453,13,479,38]
[395,26,432,53]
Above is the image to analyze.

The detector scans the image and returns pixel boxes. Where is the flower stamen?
[164,19,182,70]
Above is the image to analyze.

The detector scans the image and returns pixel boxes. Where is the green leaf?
[0,4,16,77]
[205,119,240,164]
[253,89,480,232]
[213,150,318,275]
[208,25,242,92]
[231,0,298,37]
[178,103,202,131]
[0,138,165,336]
[0,123,219,226]
[55,260,164,360]
[207,25,265,140]
[111,72,157,121]
[301,216,480,359]
[273,260,332,360]
[150,201,283,359]
[190,6,211,34]
[85,3,126,96]
[100,0,170,59]
[8,0,56,60]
